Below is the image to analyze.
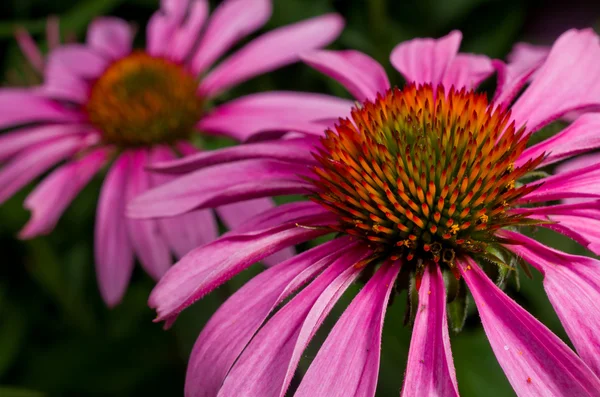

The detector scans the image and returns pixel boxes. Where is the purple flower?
[0,0,345,306]
[130,30,600,395]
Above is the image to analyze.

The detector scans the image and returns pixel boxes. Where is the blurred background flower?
[0,0,599,396]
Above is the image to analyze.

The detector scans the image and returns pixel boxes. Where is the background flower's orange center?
[311,84,543,268]
[86,52,203,147]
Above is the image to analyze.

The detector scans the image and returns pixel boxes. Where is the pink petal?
[191,0,271,74]
[199,13,344,98]
[149,147,218,259]
[150,136,319,174]
[401,265,458,397]
[125,149,171,280]
[218,241,369,397]
[185,237,352,397]
[542,213,600,254]
[493,44,549,106]
[0,124,89,162]
[508,43,550,65]
[217,198,294,267]
[0,89,82,128]
[45,44,109,79]
[511,202,600,250]
[146,0,189,57]
[460,257,600,396]
[228,200,327,233]
[521,162,600,203]
[555,152,600,175]
[15,27,44,72]
[301,50,390,102]
[511,29,600,134]
[160,0,189,20]
[19,148,107,238]
[169,0,209,61]
[87,17,133,59]
[518,113,600,168]
[0,135,84,204]
[146,14,172,57]
[390,30,462,88]
[503,231,600,377]
[127,159,312,218]
[148,202,335,325]
[441,53,494,90]
[198,91,352,141]
[295,261,400,397]
[95,153,135,306]
[43,57,89,103]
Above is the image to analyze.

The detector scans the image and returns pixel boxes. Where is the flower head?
[130,30,600,396]
[0,0,345,305]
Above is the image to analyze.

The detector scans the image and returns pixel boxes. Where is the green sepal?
[403,273,419,327]
[447,276,468,333]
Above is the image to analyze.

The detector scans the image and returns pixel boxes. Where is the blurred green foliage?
[1,0,599,396]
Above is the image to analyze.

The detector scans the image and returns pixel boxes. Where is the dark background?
[0,0,599,396]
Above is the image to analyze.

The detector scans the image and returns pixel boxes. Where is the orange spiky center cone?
[86,51,203,147]
[311,84,544,273]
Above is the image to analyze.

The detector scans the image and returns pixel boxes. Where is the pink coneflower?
[0,0,346,306]
[130,30,600,395]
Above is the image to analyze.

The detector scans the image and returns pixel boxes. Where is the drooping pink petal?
[390,31,462,88]
[301,50,390,102]
[510,29,600,134]
[217,198,295,267]
[521,162,600,203]
[0,124,90,162]
[0,90,82,129]
[185,237,353,397]
[0,135,84,204]
[15,27,44,72]
[191,0,271,74]
[149,147,218,259]
[45,44,109,79]
[95,153,135,307]
[493,44,549,106]
[441,53,494,90]
[218,242,369,397]
[460,257,600,396]
[517,113,600,168]
[199,13,344,98]
[127,159,312,218]
[502,231,600,377]
[401,265,458,397]
[148,202,335,325]
[198,91,351,141]
[295,261,400,397]
[124,149,171,280]
[19,148,108,238]
[169,0,209,61]
[87,17,133,59]
[150,137,319,174]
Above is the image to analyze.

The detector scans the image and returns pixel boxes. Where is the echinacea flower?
[0,0,346,305]
[129,30,600,396]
